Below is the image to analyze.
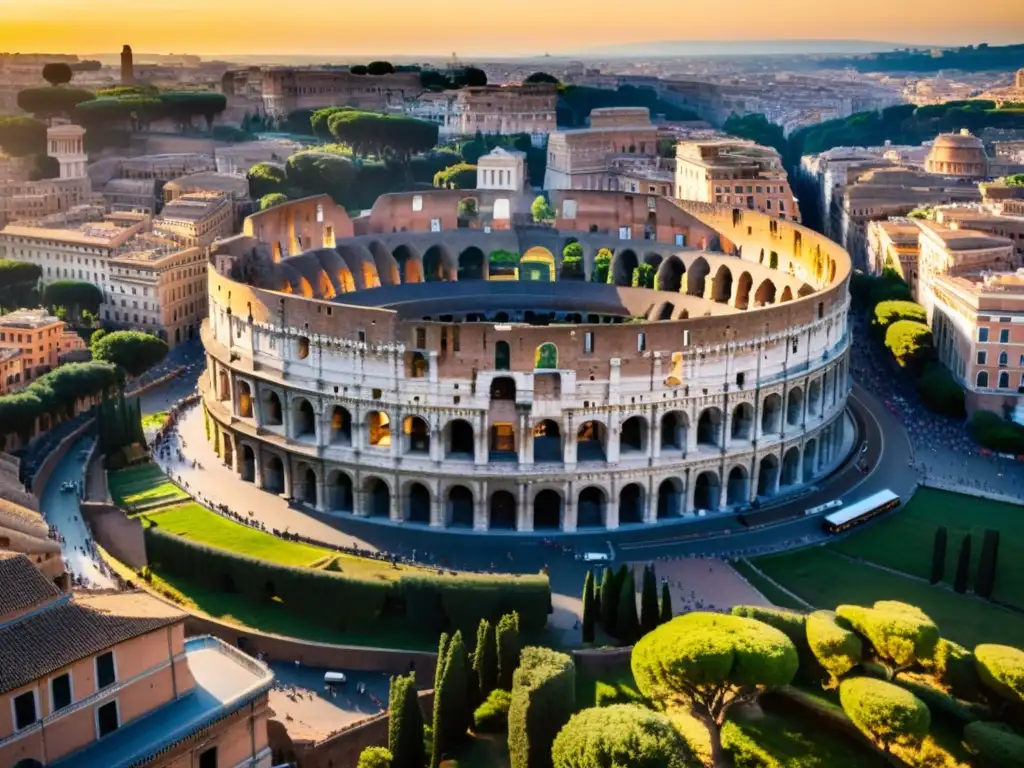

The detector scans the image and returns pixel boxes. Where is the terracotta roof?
[0,590,186,694]
[0,552,60,618]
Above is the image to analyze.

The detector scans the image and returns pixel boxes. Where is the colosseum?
[201,189,853,533]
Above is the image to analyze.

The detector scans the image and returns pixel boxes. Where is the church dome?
[925,130,988,178]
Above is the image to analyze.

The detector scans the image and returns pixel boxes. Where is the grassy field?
[140,411,170,431]
[732,559,809,611]
[832,487,1024,608]
[109,464,188,512]
[752,546,1024,648]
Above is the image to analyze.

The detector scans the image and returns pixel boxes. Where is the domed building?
[925,130,989,179]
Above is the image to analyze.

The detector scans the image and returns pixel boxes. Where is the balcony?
[52,636,274,768]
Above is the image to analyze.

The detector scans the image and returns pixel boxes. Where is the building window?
[1000,328,1010,344]
[683,330,691,347]
[977,350,987,365]
[50,673,72,712]
[95,651,116,690]
[412,195,423,212]
[199,747,218,768]
[584,332,594,354]
[999,351,1008,368]
[12,690,37,731]
[976,371,989,388]
[415,327,426,349]
[96,700,119,738]
[978,327,989,342]
[637,332,646,353]
[999,371,1010,389]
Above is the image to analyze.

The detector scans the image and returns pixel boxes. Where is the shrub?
[615,568,640,643]
[472,618,498,698]
[551,704,689,768]
[581,571,596,643]
[91,330,169,377]
[259,192,288,210]
[358,746,393,768]
[592,249,612,284]
[974,644,1024,704]
[872,300,927,333]
[497,611,523,690]
[969,410,1024,453]
[388,672,425,768]
[836,601,939,676]
[730,605,819,681]
[431,630,470,765]
[806,610,862,684]
[640,564,659,635]
[42,280,103,319]
[975,529,1000,600]
[473,688,511,733]
[927,639,982,701]
[632,263,655,289]
[839,677,930,751]
[884,320,934,369]
[963,721,1024,768]
[531,195,556,223]
[247,162,288,198]
[599,565,618,634]
[433,162,477,189]
[508,647,575,768]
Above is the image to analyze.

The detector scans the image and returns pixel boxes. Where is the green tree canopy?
[42,63,74,86]
[91,330,169,378]
[806,610,863,685]
[42,281,103,319]
[508,647,576,768]
[473,617,498,698]
[473,688,511,733]
[839,677,930,752]
[433,162,477,189]
[592,249,612,284]
[723,113,787,156]
[968,410,1024,453]
[286,151,357,198]
[633,263,655,289]
[963,721,1024,768]
[835,601,939,678]
[247,162,288,199]
[459,67,488,87]
[532,195,556,223]
[367,61,396,75]
[915,362,966,418]
[357,746,392,768]
[328,109,438,161]
[524,72,560,85]
[884,319,934,369]
[388,672,425,768]
[551,704,690,768]
[18,86,95,121]
[974,644,1024,704]
[0,116,47,157]
[155,91,228,130]
[872,300,927,332]
[258,193,288,211]
[0,259,42,308]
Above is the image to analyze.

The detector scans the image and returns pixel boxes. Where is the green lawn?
[574,655,641,709]
[832,487,1024,609]
[732,559,810,611]
[109,464,188,512]
[752,547,1024,648]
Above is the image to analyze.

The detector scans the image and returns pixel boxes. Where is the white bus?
[823,490,900,534]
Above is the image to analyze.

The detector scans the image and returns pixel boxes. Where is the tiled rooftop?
[0,552,60,617]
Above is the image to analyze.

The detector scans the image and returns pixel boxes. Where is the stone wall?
[81,502,148,568]
[31,418,95,498]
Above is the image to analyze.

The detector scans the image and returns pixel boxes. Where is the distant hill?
[571,39,916,58]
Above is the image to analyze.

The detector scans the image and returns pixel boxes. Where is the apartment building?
[0,348,25,395]
[152,192,234,248]
[544,108,659,191]
[0,310,87,383]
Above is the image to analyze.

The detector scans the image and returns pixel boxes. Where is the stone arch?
[660,411,688,451]
[657,477,683,518]
[444,419,474,458]
[260,389,283,426]
[327,469,353,512]
[367,241,400,286]
[490,490,517,529]
[761,393,782,434]
[730,402,754,441]
[576,420,607,462]
[222,432,234,468]
[643,251,664,269]
[533,419,563,463]
[734,271,753,310]
[654,302,675,320]
[392,244,424,284]
[217,367,230,401]
[754,278,776,306]
[655,255,685,293]
[403,415,430,454]
[367,410,391,447]
[787,387,804,427]
[448,485,474,528]
[710,264,733,303]
[696,407,723,448]
[726,466,749,506]
[521,246,556,282]
[780,285,793,303]
[458,246,487,281]
[291,396,316,440]
[329,405,352,445]
[240,443,256,482]
[490,375,516,400]
[799,283,815,298]
[686,256,710,296]
[757,454,779,496]
[408,351,428,379]
[489,421,516,456]
[807,378,822,417]
[363,476,391,517]
[295,462,318,506]
[320,250,356,293]
[620,415,648,454]
[338,245,380,290]
[535,342,558,370]
[235,380,253,418]
[781,446,802,486]
[262,453,285,494]
[693,471,720,512]
[405,481,431,524]
[612,248,639,287]
[619,483,644,524]
[533,488,562,530]
[422,244,455,282]
[802,439,818,481]
[577,486,607,528]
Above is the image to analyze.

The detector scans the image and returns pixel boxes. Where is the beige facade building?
[152,192,234,248]
[866,218,921,291]
[544,108,659,191]
[448,84,557,142]
[925,131,990,178]
[476,147,526,192]
[0,309,87,383]
[0,348,25,395]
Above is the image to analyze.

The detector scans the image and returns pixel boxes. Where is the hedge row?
[508,647,576,768]
[144,527,551,636]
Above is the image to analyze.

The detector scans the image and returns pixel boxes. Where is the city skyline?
[1,0,1022,58]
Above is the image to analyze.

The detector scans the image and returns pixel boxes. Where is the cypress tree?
[388,672,425,768]
[593,570,602,617]
[134,396,147,446]
[472,618,498,698]
[496,611,521,690]
[429,633,450,768]
[640,564,659,634]
[444,631,470,746]
[976,529,1000,599]
[599,565,617,634]
[659,581,673,624]
[930,526,947,584]
[953,534,972,594]
[615,568,640,644]
[581,570,595,643]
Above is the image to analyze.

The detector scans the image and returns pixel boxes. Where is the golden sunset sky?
[1,0,1022,57]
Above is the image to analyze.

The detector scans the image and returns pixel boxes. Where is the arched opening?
[292,398,316,440]
[520,246,555,282]
[612,249,638,287]
[576,420,607,462]
[458,246,487,281]
[489,423,516,458]
[619,483,644,525]
[533,489,562,530]
[448,485,474,527]
[686,256,710,297]
[696,407,723,448]
[780,286,793,303]
[730,403,753,441]
[787,387,804,427]
[693,471,720,512]
[757,455,779,496]
[218,368,230,401]
[263,454,285,494]
[781,447,801,487]
[802,439,818,481]
[754,279,776,306]
[296,336,310,359]
[734,272,753,309]
[297,465,317,506]
[367,410,391,447]
[657,477,683,519]
[405,482,431,524]
[403,415,430,454]
[655,302,674,320]
[367,241,400,285]
[393,244,424,283]
[495,340,511,371]
[445,419,474,458]
[808,379,822,417]
[660,411,687,452]
[422,244,452,282]
[577,487,606,528]
[490,376,516,400]
[711,265,733,303]
[533,419,562,463]
[364,477,391,517]
[237,381,253,418]
[328,470,353,512]
[240,444,255,482]
[409,351,428,379]
[329,406,352,445]
[261,390,283,426]
[761,394,782,435]
[222,434,234,468]
[619,416,647,454]
[655,256,685,293]
[726,466,749,506]
[490,490,517,529]
[535,342,558,369]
